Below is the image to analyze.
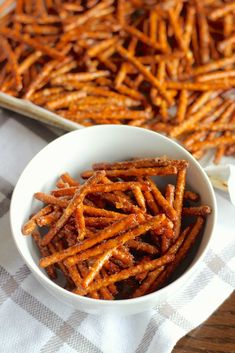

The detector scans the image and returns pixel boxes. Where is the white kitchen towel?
[0,109,234,353]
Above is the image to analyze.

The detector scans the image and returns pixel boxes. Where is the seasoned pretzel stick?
[195,0,210,64]
[39,214,138,267]
[82,248,114,287]
[40,172,105,246]
[173,168,186,241]
[0,36,22,91]
[123,24,166,52]
[209,2,235,21]
[82,166,178,179]
[93,158,188,170]
[22,205,53,235]
[176,90,188,123]
[0,28,64,60]
[162,183,175,253]
[182,206,211,216]
[65,215,172,266]
[83,205,123,218]
[183,55,235,78]
[34,193,69,208]
[170,98,222,137]
[127,239,159,255]
[146,178,177,221]
[189,135,235,153]
[73,254,175,295]
[32,230,57,280]
[149,217,204,293]
[131,226,190,298]
[117,45,172,104]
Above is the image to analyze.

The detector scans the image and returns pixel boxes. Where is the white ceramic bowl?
[10,125,217,315]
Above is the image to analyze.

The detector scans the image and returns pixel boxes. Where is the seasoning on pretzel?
[22,157,212,300]
[1,0,234,163]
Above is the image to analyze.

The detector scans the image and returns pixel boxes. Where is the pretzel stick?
[123,24,165,52]
[76,262,101,299]
[82,249,114,288]
[100,268,118,296]
[36,209,61,227]
[131,226,190,298]
[84,217,115,228]
[189,135,235,153]
[83,205,123,218]
[184,191,199,202]
[117,0,125,26]
[184,6,195,50]
[39,214,138,267]
[146,178,178,221]
[170,98,222,137]
[65,215,172,266]
[132,186,146,212]
[0,28,64,60]
[195,0,210,64]
[214,110,235,164]
[183,55,235,78]
[182,206,211,216]
[0,36,22,91]
[166,81,235,90]
[32,230,57,280]
[74,254,175,295]
[127,239,159,255]
[196,70,235,82]
[187,91,216,115]
[117,45,172,104]
[149,217,204,292]
[64,0,114,32]
[34,193,69,208]
[22,205,53,235]
[225,144,235,156]
[193,123,235,132]
[176,90,188,123]
[93,158,188,170]
[82,166,178,179]
[167,8,189,57]
[161,183,175,253]
[75,204,86,241]
[40,172,105,246]
[223,14,233,61]
[46,91,88,110]
[112,247,134,267]
[173,168,187,240]
[209,2,235,21]
[48,241,72,282]
[60,109,151,122]
[66,265,83,287]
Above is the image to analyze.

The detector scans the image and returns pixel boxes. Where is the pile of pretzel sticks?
[22,157,212,299]
[0,0,235,163]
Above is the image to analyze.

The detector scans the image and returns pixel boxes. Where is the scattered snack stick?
[1,1,235,163]
[22,157,211,300]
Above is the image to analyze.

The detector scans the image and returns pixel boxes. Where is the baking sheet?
[0,92,84,131]
[1,2,235,201]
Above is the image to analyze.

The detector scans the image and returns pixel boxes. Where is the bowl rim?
[10,124,217,306]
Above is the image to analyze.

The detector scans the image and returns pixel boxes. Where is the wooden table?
[173,292,235,353]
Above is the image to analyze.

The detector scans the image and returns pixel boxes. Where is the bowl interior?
[10,125,216,303]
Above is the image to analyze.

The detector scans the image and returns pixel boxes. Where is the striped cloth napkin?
[0,109,234,353]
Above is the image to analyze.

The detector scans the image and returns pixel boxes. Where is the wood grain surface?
[173,292,235,353]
